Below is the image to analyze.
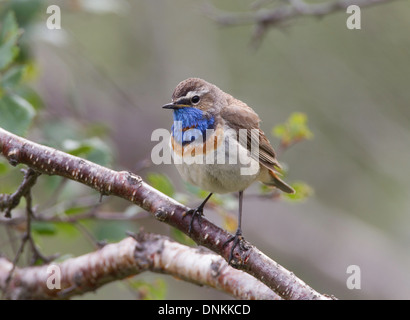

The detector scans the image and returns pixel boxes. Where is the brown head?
[162,78,227,115]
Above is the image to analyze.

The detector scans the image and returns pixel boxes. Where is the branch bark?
[205,0,400,45]
[0,233,280,300]
[0,127,332,300]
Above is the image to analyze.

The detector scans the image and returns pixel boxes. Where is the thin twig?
[1,169,58,299]
[0,168,40,218]
[24,190,57,264]
[205,0,401,46]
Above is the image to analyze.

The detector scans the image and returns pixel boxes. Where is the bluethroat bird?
[162,78,295,263]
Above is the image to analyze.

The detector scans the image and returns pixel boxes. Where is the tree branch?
[205,0,400,45]
[0,168,40,218]
[0,127,332,299]
[0,233,280,300]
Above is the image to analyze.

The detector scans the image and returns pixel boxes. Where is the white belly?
[171,128,261,194]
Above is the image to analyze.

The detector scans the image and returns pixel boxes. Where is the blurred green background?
[1,0,410,299]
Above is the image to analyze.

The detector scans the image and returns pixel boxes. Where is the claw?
[183,207,204,234]
[183,193,213,234]
[223,228,244,265]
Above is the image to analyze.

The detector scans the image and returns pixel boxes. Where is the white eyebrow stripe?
[185,89,209,99]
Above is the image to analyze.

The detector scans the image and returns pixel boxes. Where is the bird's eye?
[191,95,200,104]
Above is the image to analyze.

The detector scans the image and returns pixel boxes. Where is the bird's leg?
[183,192,213,234]
[223,190,246,265]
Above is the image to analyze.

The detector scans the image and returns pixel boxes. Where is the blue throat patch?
[171,107,215,146]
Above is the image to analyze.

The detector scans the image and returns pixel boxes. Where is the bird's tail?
[263,169,295,194]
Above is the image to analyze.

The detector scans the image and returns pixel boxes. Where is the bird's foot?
[183,206,204,234]
[223,228,247,266]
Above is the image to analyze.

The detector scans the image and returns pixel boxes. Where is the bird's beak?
[162,103,178,109]
[162,100,190,110]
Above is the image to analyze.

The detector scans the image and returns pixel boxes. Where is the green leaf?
[64,206,89,215]
[0,11,21,71]
[184,182,202,196]
[62,139,94,156]
[282,182,314,202]
[170,228,195,246]
[259,184,272,195]
[7,0,43,27]
[123,205,142,218]
[0,40,19,71]
[62,137,113,166]
[273,112,313,146]
[93,220,129,242]
[0,93,35,135]
[0,12,19,42]
[184,182,213,200]
[83,138,113,166]
[14,86,44,110]
[41,120,83,147]
[32,221,58,235]
[147,173,174,197]
[1,64,26,88]
[272,125,286,139]
[54,222,80,237]
[0,159,9,175]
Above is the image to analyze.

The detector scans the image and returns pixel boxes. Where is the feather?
[220,98,282,172]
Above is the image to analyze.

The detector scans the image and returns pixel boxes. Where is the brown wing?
[220,98,282,171]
